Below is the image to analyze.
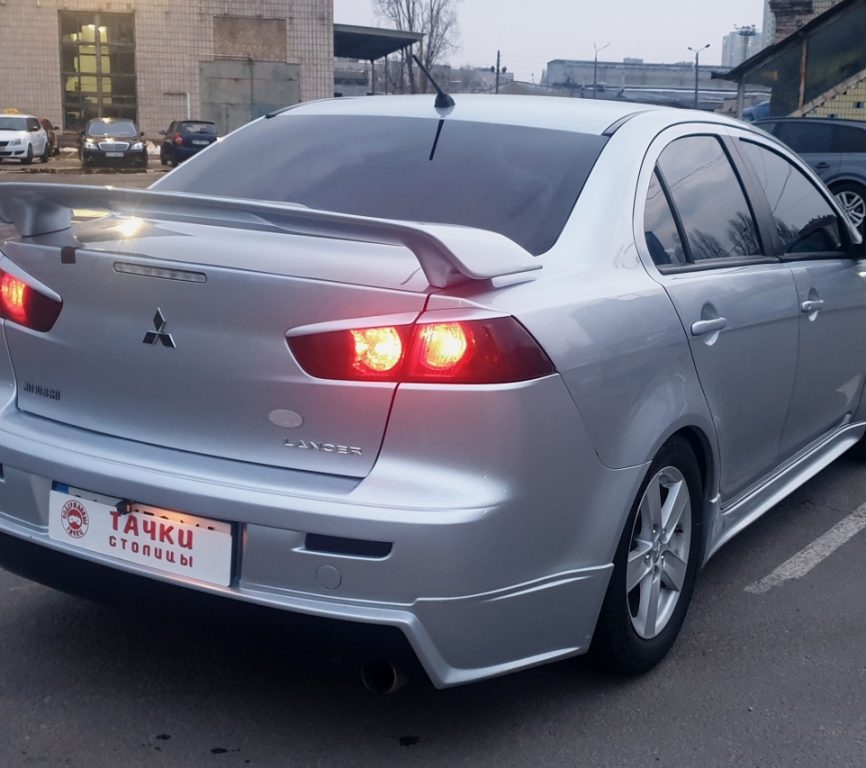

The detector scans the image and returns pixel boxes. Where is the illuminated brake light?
[351,327,404,374]
[0,268,62,332]
[1,273,28,324]
[289,316,554,384]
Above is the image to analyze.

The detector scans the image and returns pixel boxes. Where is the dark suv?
[159,120,218,167]
[755,117,866,232]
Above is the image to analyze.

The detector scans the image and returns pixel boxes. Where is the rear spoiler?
[0,183,541,288]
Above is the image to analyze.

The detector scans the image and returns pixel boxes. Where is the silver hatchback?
[0,96,863,688]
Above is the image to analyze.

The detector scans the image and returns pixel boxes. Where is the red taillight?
[1,273,28,325]
[0,269,62,332]
[173,132,183,145]
[288,317,554,384]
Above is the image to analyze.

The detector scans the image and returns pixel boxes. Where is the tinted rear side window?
[157,114,608,255]
[832,125,866,153]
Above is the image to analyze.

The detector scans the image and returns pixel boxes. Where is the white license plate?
[48,489,233,586]
[191,140,209,145]
[105,151,123,157]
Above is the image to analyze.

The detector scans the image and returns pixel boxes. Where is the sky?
[333,0,765,82]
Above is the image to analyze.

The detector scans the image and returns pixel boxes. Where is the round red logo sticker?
[60,499,89,539]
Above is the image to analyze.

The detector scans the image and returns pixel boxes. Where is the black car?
[79,117,148,169]
[159,120,218,166]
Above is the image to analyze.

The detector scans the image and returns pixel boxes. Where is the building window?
[59,12,137,131]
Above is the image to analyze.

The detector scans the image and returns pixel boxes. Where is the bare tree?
[374,0,460,93]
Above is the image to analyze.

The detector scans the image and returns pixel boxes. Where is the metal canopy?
[334,24,423,62]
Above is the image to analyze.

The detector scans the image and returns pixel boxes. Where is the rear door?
[641,132,800,501]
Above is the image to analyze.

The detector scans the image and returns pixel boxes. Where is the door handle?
[801,299,825,313]
[813,162,830,169]
[690,317,728,336]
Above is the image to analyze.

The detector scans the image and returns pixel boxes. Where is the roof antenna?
[412,54,455,110]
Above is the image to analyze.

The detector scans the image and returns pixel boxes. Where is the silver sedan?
[0,95,863,689]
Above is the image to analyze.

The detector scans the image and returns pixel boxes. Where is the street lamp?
[593,42,610,99]
[687,43,710,109]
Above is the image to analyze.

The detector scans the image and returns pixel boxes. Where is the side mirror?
[140,131,145,137]
[52,125,59,131]
[158,130,166,136]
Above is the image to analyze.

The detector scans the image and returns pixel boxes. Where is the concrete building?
[545,58,746,110]
[0,0,334,136]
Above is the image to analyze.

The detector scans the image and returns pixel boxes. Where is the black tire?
[169,156,178,168]
[592,436,702,675]
[830,181,866,234]
[21,144,33,165]
[160,149,168,166]
[40,143,50,163]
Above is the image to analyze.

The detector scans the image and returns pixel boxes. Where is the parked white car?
[0,114,49,164]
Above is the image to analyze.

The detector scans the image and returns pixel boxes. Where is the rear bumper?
[0,376,646,687]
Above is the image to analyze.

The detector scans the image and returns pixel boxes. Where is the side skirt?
[702,422,866,564]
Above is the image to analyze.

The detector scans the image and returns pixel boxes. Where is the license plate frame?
[48,487,234,586]
[105,151,123,158]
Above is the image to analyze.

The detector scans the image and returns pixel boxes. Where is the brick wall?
[0,0,332,136]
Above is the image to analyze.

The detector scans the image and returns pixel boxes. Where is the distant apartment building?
[721,29,763,67]
[0,0,334,136]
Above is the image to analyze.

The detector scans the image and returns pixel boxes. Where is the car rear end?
[0,97,641,687]
[168,121,217,163]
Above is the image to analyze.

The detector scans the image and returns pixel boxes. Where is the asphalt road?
[0,166,864,767]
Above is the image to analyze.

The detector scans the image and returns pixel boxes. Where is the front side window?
[739,140,843,254]
[656,136,762,262]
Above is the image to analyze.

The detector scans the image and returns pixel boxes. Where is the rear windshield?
[156,114,607,255]
[0,117,27,131]
[180,121,216,134]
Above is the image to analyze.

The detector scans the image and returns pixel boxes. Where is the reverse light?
[351,326,404,374]
[289,317,554,384]
[0,269,62,332]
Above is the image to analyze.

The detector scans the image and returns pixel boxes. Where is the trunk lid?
[2,215,430,477]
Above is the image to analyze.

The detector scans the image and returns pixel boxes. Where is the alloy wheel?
[626,466,692,639]
[835,189,866,230]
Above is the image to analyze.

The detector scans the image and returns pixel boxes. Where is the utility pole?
[687,43,710,109]
[593,42,610,99]
[496,50,501,94]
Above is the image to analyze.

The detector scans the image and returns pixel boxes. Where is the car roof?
[278,94,742,136]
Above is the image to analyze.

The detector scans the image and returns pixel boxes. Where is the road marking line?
[745,503,866,594]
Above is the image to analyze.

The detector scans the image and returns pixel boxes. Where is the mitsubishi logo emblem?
[142,308,176,348]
